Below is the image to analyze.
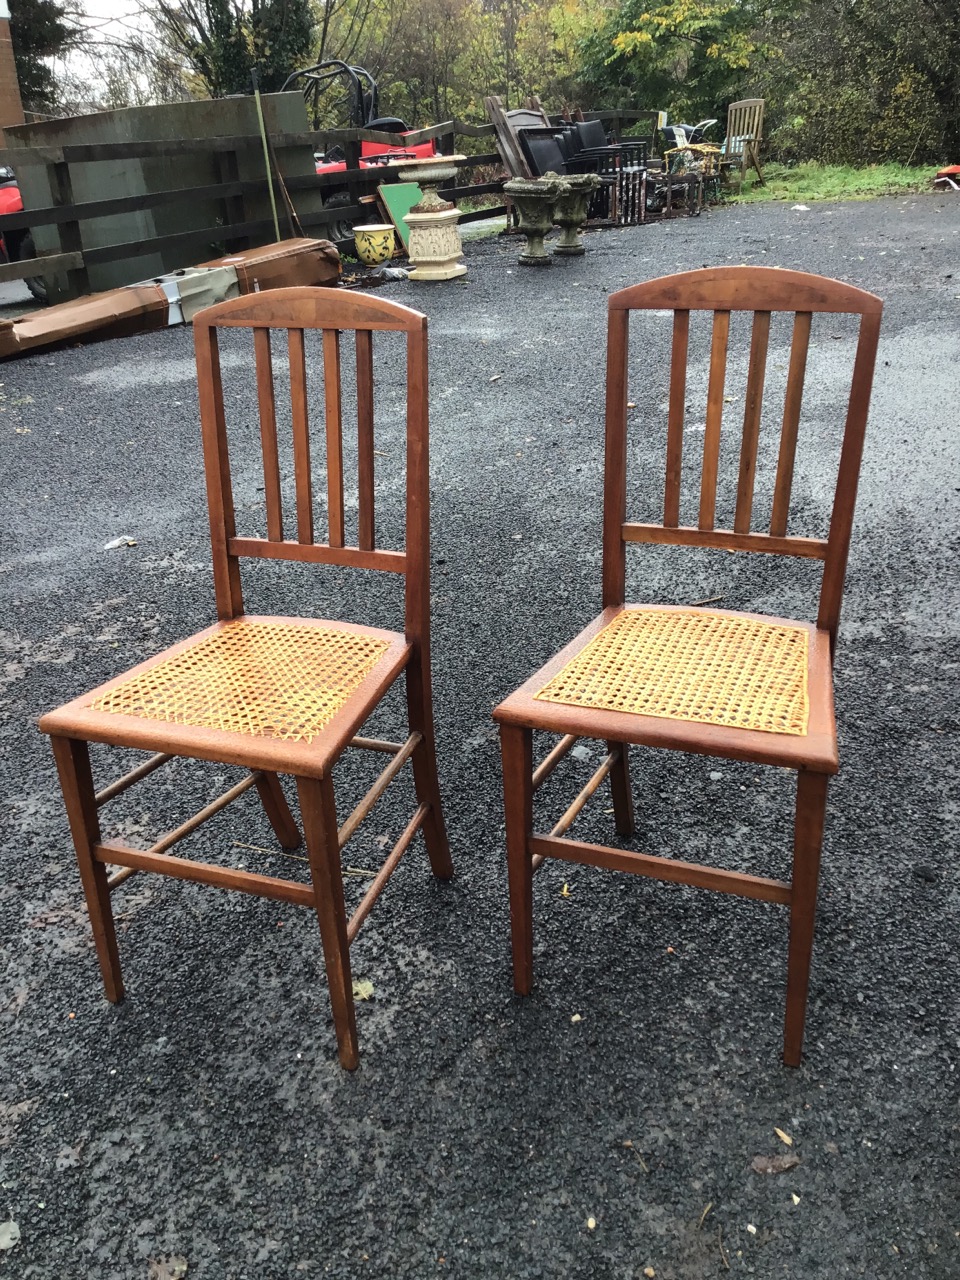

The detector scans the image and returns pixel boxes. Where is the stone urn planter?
[396,155,468,281]
[503,174,562,265]
[553,172,601,256]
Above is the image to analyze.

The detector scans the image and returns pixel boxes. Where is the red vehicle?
[0,165,45,300]
[282,61,440,239]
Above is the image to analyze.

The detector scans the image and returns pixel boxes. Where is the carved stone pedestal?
[404,206,468,281]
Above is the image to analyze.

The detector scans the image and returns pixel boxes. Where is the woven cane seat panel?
[91,621,390,743]
[535,609,809,735]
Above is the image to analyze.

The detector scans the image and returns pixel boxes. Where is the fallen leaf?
[570,1013,582,1024]
[751,1153,800,1175]
[0,1220,19,1251]
[791,1193,800,1205]
[352,979,375,1001]
[746,1223,757,1235]
[560,883,572,898]
[774,1127,794,1147]
[644,1269,656,1278]
[148,1258,188,1280]
[586,1217,596,1230]
[627,401,637,408]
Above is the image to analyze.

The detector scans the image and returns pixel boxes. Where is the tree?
[152,0,314,97]
[578,0,781,122]
[764,0,959,165]
[8,0,74,112]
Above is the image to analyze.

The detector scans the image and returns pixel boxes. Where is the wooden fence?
[0,109,652,298]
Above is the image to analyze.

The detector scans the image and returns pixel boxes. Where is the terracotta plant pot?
[353,224,396,266]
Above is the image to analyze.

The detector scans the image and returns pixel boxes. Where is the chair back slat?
[322,328,345,548]
[770,310,813,536]
[604,266,882,650]
[733,309,771,533]
[699,309,730,530]
[288,327,314,544]
[356,329,376,551]
[253,327,284,542]
[664,310,689,526]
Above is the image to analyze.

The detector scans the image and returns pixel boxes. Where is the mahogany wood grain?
[606,741,635,837]
[346,801,428,943]
[770,311,812,537]
[734,310,770,533]
[289,327,314,544]
[254,327,284,541]
[783,770,829,1065]
[297,772,359,1069]
[95,839,316,906]
[501,724,534,993]
[253,772,302,849]
[323,328,345,547]
[95,752,172,806]
[337,732,420,848]
[602,308,629,609]
[699,309,729,530]
[228,537,405,573]
[531,733,578,791]
[529,834,793,904]
[195,326,244,620]
[356,329,376,551]
[51,736,124,1001]
[623,522,828,560]
[664,310,689,526]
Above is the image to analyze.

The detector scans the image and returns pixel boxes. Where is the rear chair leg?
[50,735,124,1003]
[296,773,359,1070]
[254,771,301,849]
[783,770,829,1067]
[606,740,635,837]
[405,658,453,880]
[501,724,534,995]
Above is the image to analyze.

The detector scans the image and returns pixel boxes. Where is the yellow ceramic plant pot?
[353,224,396,266]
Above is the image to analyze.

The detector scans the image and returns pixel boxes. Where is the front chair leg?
[50,735,124,1003]
[783,770,829,1067]
[296,773,359,1070]
[254,771,301,850]
[500,724,534,995]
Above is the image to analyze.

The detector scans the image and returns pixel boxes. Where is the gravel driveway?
[1,194,958,1279]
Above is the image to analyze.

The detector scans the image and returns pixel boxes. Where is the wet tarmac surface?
[1,194,959,1278]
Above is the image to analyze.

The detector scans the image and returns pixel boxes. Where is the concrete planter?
[553,173,602,256]
[503,175,562,266]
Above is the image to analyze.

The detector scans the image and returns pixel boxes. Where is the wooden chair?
[39,288,453,1070]
[723,98,765,188]
[494,267,882,1066]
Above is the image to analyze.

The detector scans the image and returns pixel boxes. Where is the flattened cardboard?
[0,284,169,360]
[197,238,341,294]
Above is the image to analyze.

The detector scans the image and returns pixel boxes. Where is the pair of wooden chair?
[40,267,882,1070]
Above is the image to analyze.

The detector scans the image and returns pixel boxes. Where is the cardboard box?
[197,238,341,294]
[130,265,241,324]
[0,284,169,360]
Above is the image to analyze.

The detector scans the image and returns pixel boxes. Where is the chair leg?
[296,773,359,1070]
[606,740,635,837]
[254,771,301,849]
[783,770,829,1067]
[405,658,453,881]
[501,724,534,995]
[49,735,124,1003]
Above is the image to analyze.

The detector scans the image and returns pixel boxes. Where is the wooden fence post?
[51,160,90,299]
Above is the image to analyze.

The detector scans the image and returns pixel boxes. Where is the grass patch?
[733,161,937,203]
